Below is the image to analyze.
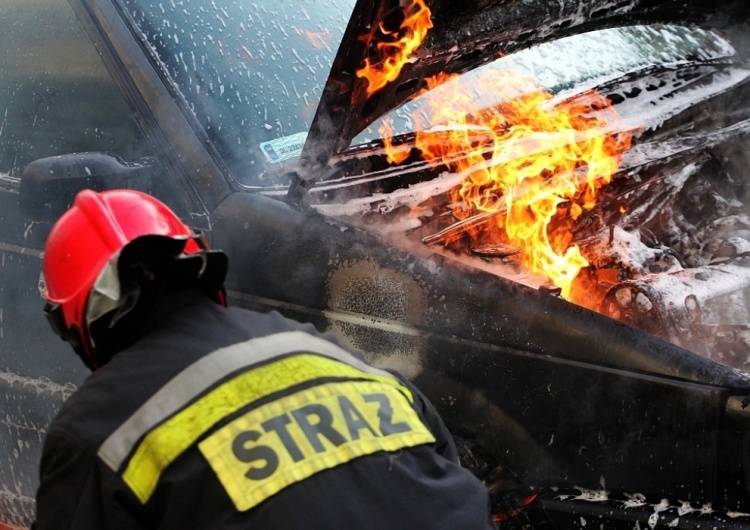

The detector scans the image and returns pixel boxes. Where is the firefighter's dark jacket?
[35,289,494,529]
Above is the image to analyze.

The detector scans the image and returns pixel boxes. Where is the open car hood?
[288,0,733,201]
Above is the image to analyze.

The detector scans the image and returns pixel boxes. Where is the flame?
[383,69,631,299]
[356,0,433,96]
[381,119,411,165]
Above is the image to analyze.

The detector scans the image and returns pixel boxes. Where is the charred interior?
[295,13,750,371]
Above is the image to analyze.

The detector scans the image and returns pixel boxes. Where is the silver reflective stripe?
[97,331,393,471]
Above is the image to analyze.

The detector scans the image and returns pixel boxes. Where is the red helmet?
[43,189,226,368]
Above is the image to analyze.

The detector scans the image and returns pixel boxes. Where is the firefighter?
[34,188,495,529]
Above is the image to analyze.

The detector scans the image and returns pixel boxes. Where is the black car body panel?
[2,0,750,528]
[212,190,750,525]
[216,195,702,443]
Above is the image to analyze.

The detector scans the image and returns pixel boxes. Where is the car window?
[0,0,147,178]
[119,0,356,187]
[353,25,736,143]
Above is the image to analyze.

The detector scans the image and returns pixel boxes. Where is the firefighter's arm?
[394,374,460,463]
[35,429,140,530]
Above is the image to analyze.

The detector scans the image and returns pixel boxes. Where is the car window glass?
[353,25,734,143]
[0,0,147,178]
[119,0,356,187]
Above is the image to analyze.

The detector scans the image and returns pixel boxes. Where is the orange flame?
[356,0,433,96]
[383,69,631,299]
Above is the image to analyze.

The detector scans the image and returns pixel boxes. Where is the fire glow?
[413,71,629,298]
[382,70,631,298]
[355,0,433,96]
[294,28,333,50]
[356,1,631,299]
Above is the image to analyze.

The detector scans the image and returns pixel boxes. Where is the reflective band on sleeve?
[198,380,436,511]
[116,353,414,504]
[98,331,400,473]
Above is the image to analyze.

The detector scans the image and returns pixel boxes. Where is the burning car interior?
[288,4,750,374]
[3,0,750,528]
[239,1,750,525]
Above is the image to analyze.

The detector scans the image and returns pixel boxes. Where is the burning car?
[2,0,750,528]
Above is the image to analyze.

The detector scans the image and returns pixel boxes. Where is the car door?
[0,0,175,525]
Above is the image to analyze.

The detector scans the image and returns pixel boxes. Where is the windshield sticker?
[259,132,308,163]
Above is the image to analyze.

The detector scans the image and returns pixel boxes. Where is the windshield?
[120,0,356,186]
[354,24,735,143]
[119,0,730,187]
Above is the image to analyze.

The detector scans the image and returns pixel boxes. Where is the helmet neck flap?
[83,234,228,368]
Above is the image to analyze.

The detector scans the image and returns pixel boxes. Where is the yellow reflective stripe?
[121,353,414,504]
[199,380,435,511]
[99,331,395,472]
